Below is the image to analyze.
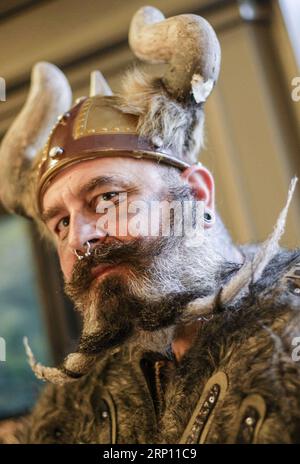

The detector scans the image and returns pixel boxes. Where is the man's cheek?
[57,246,75,282]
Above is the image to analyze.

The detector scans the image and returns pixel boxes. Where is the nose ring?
[84,240,92,257]
[74,241,92,260]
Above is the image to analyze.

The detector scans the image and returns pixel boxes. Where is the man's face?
[41,156,220,373]
[42,156,168,281]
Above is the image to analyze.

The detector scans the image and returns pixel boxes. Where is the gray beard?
[25,220,232,385]
[65,233,225,359]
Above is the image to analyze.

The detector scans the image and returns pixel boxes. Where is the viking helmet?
[0,6,221,221]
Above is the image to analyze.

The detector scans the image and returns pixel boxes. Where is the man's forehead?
[42,158,139,202]
[42,173,137,217]
[39,157,165,215]
[42,176,133,225]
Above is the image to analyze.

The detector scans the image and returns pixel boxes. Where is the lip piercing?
[74,241,92,260]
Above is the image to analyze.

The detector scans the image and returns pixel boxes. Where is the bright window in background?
[0,214,51,419]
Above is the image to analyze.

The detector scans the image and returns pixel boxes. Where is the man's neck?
[171,320,203,363]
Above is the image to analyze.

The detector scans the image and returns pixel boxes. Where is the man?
[0,6,300,444]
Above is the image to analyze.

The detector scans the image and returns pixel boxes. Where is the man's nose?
[67,212,107,256]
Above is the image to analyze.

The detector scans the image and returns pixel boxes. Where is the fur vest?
[15,247,300,444]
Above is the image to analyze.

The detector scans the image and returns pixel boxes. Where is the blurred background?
[0,0,299,425]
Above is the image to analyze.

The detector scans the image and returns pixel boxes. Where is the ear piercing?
[204,210,213,223]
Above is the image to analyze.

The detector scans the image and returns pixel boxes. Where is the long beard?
[63,232,222,369]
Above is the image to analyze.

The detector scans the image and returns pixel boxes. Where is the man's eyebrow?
[41,205,66,224]
[78,175,137,196]
[41,175,138,224]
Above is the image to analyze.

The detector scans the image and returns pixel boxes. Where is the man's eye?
[56,216,70,234]
[101,192,119,201]
[93,191,121,210]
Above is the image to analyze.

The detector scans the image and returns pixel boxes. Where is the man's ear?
[181,163,215,228]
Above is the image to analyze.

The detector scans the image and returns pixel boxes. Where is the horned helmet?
[0,6,221,224]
